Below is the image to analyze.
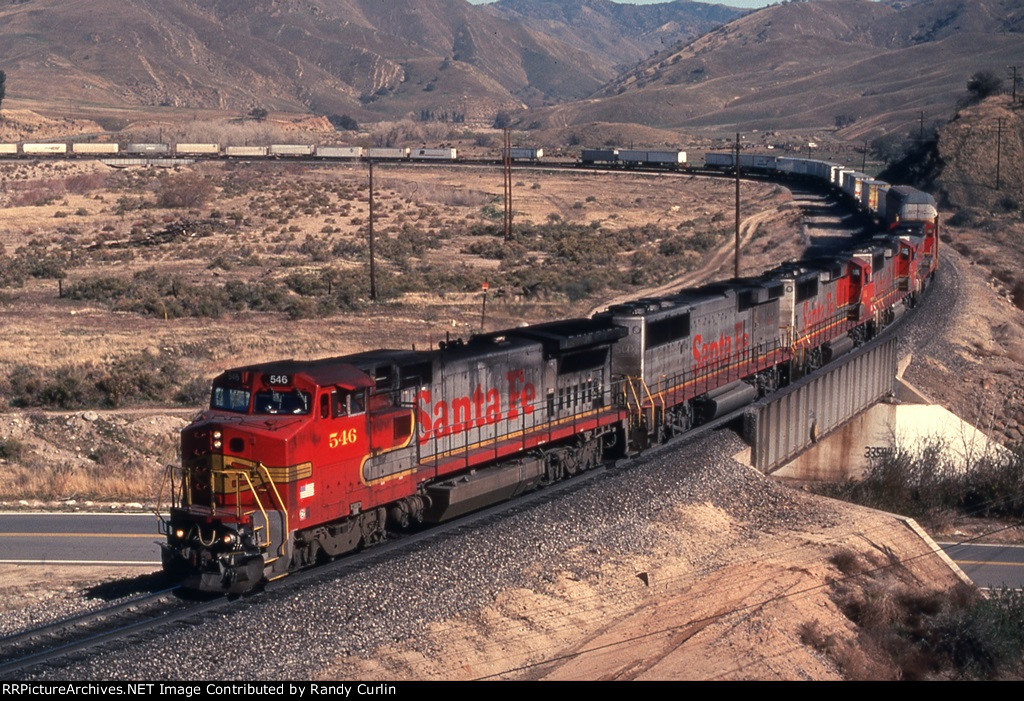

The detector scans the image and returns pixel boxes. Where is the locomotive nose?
[183,423,251,460]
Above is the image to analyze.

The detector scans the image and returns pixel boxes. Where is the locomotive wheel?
[360,507,388,546]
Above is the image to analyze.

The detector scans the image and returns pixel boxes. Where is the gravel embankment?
[16,431,843,680]
[894,249,964,364]
[5,182,961,679]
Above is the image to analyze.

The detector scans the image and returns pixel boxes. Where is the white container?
[411,147,457,160]
[704,152,734,168]
[365,147,410,159]
[618,150,686,165]
[269,144,315,156]
[176,143,220,155]
[22,143,68,154]
[0,144,19,155]
[316,146,363,159]
[224,146,269,157]
[72,143,120,154]
[739,154,776,170]
[125,143,170,154]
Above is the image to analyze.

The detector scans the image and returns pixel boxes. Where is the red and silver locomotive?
[159,158,940,593]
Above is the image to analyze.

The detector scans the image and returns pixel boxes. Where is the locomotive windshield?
[211,386,251,413]
[254,389,311,415]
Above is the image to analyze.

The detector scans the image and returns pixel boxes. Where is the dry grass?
[0,158,791,500]
[0,159,783,380]
[0,412,184,501]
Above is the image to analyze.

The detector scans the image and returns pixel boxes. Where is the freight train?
[580,148,687,169]
[0,142,461,162]
[158,154,939,593]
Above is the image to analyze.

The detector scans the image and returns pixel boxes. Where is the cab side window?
[331,389,367,418]
[350,390,366,414]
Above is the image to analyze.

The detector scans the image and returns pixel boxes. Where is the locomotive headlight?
[213,430,222,439]
[222,533,237,545]
[174,528,185,539]
[213,440,222,449]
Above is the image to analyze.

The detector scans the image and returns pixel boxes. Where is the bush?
[4,353,189,409]
[492,111,511,129]
[818,572,1024,680]
[0,437,24,461]
[947,208,985,227]
[966,71,1003,103]
[928,587,1024,678]
[328,114,359,131]
[819,437,1024,520]
[157,174,213,209]
[1011,280,1024,311]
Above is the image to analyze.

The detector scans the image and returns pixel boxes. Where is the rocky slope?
[529,0,1024,136]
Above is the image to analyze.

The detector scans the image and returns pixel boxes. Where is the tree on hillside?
[328,114,359,131]
[248,107,268,122]
[871,133,906,166]
[492,111,511,129]
[0,71,6,112]
[966,71,1003,104]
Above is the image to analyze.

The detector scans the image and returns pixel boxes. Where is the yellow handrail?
[210,462,289,563]
[258,462,290,561]
[639,377,658,425]
[625,377,643,417]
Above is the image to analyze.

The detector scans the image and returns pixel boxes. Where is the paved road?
[940,542,1024,590]
[0,512,163,565]
[2,514,1023,589]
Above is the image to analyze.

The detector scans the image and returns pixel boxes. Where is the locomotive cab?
[161,361,379,592]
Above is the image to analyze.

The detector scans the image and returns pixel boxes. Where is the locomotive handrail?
[624,377,644,419]
[206,463,289,561]
[154,464,180,532]
[639,378,658,425]
[257,463,290,561]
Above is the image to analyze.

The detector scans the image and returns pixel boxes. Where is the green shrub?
[4,352,189,409]
[0,437,24,461]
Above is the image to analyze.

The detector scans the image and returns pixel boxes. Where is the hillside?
[528,0,1024,137]
[0,0,619,122]
[935,96,1024,212]
[485,0,741,72]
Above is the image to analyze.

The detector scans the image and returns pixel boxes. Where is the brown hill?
[485,0,741,72]
[0,0,616,122]
[529,0,1024,137]
[935,96,1024,211]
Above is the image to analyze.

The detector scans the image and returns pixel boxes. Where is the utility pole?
[503,128,513,241]
[861,139,868,172]
[368,159,377,301]
[919,111,925,141]
[1011,66,1019,104]
[995,117,1004,191]
[480,282,489,331]
[734,132,741,279]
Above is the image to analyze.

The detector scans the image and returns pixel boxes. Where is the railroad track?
[0,147,930,677]
[0,380,766,680]
[0,586,215,678]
